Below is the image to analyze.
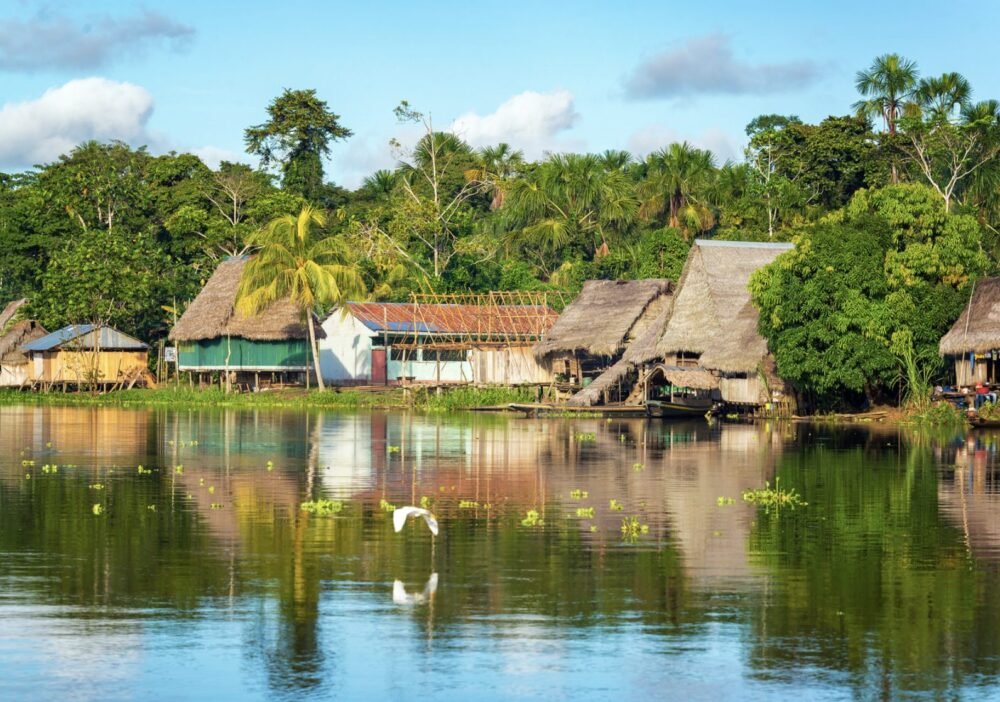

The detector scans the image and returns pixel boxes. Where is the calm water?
[1,406,999,701]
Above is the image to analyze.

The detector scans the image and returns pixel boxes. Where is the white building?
[319,301,556,386]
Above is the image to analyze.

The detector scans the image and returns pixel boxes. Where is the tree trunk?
[307,314,325,391]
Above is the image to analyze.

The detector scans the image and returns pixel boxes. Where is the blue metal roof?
[20,324,148,352]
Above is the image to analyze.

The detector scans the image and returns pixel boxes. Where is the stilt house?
[939,277,1000,386]
[169,257,320,385]
[532,279,673,403]
[20,324,149,387]
[654,240,793,408]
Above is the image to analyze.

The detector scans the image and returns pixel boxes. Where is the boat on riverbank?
[645,398,713,418]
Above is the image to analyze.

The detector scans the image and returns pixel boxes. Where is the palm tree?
[853,54,919,136]
[637,142,716,235]
[465,143,525,209]
[500,153,637,276]
[237,205,365,390]
[916,72,972,121]
[360,170,397,201]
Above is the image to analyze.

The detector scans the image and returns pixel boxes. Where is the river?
[0,405,997,700]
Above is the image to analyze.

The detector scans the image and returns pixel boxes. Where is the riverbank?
[0,385,536,412]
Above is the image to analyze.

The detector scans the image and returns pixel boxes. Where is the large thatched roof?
[533,279,672,361]
[656,240,792,373]
[0,320,47,366]
[0,298,27,332]
[940,278,1000,355]
[170,258,318,342]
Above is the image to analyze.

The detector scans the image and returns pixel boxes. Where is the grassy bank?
[0,385,536,411]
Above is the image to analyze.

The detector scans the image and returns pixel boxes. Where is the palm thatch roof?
[940,278,1000,355]
[0,320,47,366]
[169,258,320,342]
[0,298,27,332]
[533,279,673,361]
[654,364,719,390]
[656,240,792,373]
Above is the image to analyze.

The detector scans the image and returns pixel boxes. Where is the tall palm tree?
[637,142,715,234]
[853,53,919,136]
[501,153,637,276]
[237,205,365,390]
[465,143,525,210]
[916,72,972,121]
[360,169,397,201]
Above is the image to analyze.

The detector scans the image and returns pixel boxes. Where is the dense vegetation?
[1,56,999,408]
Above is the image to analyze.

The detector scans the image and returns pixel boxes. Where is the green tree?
[31,227,167,340]
[637,142,715,235]
[245,89,352,203]
[853,54,919,137]
[236,206,365,390]
[744,116,805,238]
[501,153,637,277]
[752,184,986,409]
[916,72,972,121]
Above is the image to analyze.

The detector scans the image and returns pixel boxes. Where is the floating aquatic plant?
[633,463,644,472]
[89,483,105,490]
[742,478,806,512]
[380,498,397,512]
[174,465,184,474]
[300,499,344,515]
[575,507,595,519]
[621,516,649,540]
[387,445,401,453]
[92,504,103,516]
[521,509,544,527]
[574,432,596,442]
[609,499,623,512]
[420,495,432,509]
[570,489,588,500]
[717,496,735,506]
[458,500,480,509]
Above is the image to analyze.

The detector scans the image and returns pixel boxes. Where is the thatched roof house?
[0,320,48,386]
[533,279,673,363]
[939,277,1000,386]
[656,240,793,405]
[169,257,320,374]
[0,298,27,332]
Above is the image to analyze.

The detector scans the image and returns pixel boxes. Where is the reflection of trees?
[745,440,1000,695]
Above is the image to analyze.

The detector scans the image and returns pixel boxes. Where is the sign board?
[164,347,177,363]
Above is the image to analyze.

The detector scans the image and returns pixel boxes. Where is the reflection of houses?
[320,297,557,386]
[938,438,1000,560]
[169,257,318,384]
[0,320,47,387]
[533,279,674,405]
[654,240,793,409]
[20,324,149,387]
[939,277,1000,386]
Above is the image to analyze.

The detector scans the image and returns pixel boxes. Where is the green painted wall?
[178,338,309,369]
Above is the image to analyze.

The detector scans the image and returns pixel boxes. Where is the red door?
[371,348,387,385]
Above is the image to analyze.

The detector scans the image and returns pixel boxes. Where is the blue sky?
[1,0,998,187]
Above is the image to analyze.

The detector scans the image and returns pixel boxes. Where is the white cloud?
[0,78,156,168]
[625,34,820,99]
[0,78,156,167]
[627,124,741,163]
[191,145,247,170]
[449,90,580,158]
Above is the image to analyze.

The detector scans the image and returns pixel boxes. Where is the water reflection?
[0,406,999,700]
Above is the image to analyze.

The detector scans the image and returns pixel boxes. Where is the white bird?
[393,506,439,536]
[392,573,438,605]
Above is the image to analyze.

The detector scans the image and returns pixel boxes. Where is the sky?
[1,0,998,188]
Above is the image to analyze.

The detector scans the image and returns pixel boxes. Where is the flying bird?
[393,506,439,536]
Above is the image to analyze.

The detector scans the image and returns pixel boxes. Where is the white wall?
[319,310,377,383]
[0,363,29,387]
[389,350,473,383]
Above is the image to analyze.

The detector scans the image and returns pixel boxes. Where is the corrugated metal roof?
[342,302,558,338]
[21,324,148,352]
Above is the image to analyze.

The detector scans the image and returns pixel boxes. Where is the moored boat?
[646,397,713,418]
